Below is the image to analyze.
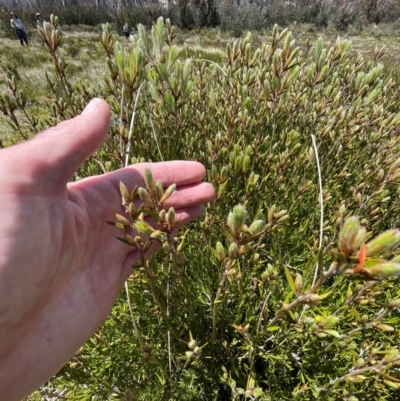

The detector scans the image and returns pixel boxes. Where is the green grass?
[0,29,108,144]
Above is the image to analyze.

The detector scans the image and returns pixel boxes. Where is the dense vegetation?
[2,0,400,34]
[2,15,400,401]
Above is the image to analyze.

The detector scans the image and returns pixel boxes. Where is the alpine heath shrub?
[4,17,400,401]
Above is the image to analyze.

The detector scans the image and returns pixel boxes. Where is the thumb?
[7,98,111,189]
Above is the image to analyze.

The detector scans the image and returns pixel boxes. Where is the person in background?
[123,22,129,40]
[10,12,28,45]
[36,13,45,30]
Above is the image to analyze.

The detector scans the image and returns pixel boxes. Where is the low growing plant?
[5,16,400,401]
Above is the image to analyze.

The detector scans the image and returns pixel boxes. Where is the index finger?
[125,161,207,187]
[68,161,212,217]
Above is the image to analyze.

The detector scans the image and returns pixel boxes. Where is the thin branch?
[123,84,144,338]
[124,283,142,344]
[311,133,324,285]
[125,83,144,167]
[299,134,324,320]
[144,90,164,161]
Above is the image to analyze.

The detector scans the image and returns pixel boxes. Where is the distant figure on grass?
[36,13,45,30]
[123,23,129,40]
[10,12,28,46]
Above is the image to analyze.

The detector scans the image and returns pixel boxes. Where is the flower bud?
[250,253,260,266]
[243,155,251,172]
[227,205,247,237]
[120,181,130,206]
[365,229,400,257]
[248,220,265,235]
[159,183,176,204]
[188,340,197,350]
[150,230,164,239]
[159,209,166,221]
[215,242,226,262]
[389,299,400,309]
[338,216,361,254]
[308,147,314,161]
[268,204,276,223]
[363,261,400,279]
[376,168,385,182]
[375,323,395,332]
[309,294,321,304]
[273,210,288,219]
[356,358,365,368]
[295,274,303,293]
[234,156,243,174]
[384,349,399,362]
[155,180,164,201]
[229,243,239,259]
[354,227,366,249]
[167,207,176,227]
[239,244,250,255]
[347,342,357,350]
[277,215,290,223]
[128,202,135,216]
[220,166,229,181]
[144,167,155,193]
[138,187,153,207]
[134,220,155,235]
[215,133,222,148]
[115,214,131,227]
[389,157,400,174]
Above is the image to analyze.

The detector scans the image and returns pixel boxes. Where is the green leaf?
[267,326,280,332]
[284,290,295,304]
[318,290,332,300]
[351,307,361,322]
[284,265,296,292]
[323,329,340,338]
[383,380,400,389]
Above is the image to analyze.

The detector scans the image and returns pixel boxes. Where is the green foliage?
[7,17,400,400]
[6,0,400,35]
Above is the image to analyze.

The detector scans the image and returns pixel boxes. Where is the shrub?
[4,17,400,401]
[219,5,267,36]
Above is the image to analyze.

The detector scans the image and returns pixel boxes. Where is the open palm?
[0,99,215,401]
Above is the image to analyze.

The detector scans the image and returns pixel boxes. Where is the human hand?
[0,99,215,401]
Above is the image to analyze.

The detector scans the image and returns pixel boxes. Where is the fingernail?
[82,98,101,115]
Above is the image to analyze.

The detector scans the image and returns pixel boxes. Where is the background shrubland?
[1,12,400,401]
[2,0,400,34]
